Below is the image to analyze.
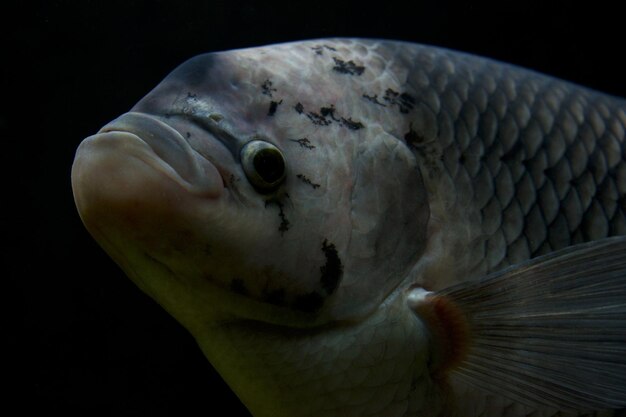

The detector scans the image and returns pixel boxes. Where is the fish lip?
[99,112,225,197]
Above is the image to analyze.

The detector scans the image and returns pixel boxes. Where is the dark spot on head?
[186,132,191,138]
[363,93,387,107]
[306,111,332,126]
[268,102,278,116]
[332,57,365,75]
[404,124,426,148]
[268,99,283,116]
[296,174,321,189]
[289,138,315,149]
[320,105,339,121]
[340,117,364,130]
[320,239,342,294]
[459,154,466,164]
[278,203,290,234]
[384,89,415,113]
[261,79,277,97]
[265,288,286,306]
[312,45,338,56]
[295,102,304,114]
[293,292,325,313]
[267,200,290,235]
[230,278,248,295]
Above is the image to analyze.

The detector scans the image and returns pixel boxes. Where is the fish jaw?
[71,116,233,322]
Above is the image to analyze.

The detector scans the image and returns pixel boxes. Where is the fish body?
[71,39,626,417]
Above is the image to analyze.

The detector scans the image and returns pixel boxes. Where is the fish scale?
[398,44,625,276]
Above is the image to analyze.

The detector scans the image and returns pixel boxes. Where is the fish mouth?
[99,112,224,197]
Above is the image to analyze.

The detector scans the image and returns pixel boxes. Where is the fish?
[71,39,626,417]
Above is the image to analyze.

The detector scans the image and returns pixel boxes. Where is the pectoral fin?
[410,236,626,411]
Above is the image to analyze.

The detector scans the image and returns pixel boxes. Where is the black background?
[4,1,624,416]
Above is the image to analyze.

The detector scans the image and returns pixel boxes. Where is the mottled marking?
[404,123,427,148]
[289,138,316,149]
[306,111,332,126]
[363,93,387,107]
[332,57,365,75]
[341,117,364,130]
[277,201,290,234]
[320,239,342,294]
[383,88,416,113]
[261,79,276,97]
[230,278,248,295]
[311,45,338,55]
[293,292,325,313]
[268,99,283,116]
[265,200,290,235]
[320,105,340,121]
[404,124,443,181]
[296,103,363,130]
[296,174,321,189]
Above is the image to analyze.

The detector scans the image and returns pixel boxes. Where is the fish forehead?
[139,39,415,144]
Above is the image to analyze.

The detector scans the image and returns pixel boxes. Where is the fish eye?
[241,140,286,193]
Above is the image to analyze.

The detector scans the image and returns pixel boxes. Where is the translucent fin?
[439,236,626,411]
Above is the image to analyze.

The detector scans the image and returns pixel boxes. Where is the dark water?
[4,1,624,416]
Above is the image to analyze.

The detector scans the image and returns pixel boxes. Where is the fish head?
[72,40,430,329]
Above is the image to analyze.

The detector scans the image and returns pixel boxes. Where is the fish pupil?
[254,148,285,184]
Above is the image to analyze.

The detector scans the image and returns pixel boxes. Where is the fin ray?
[440,236,626,410]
